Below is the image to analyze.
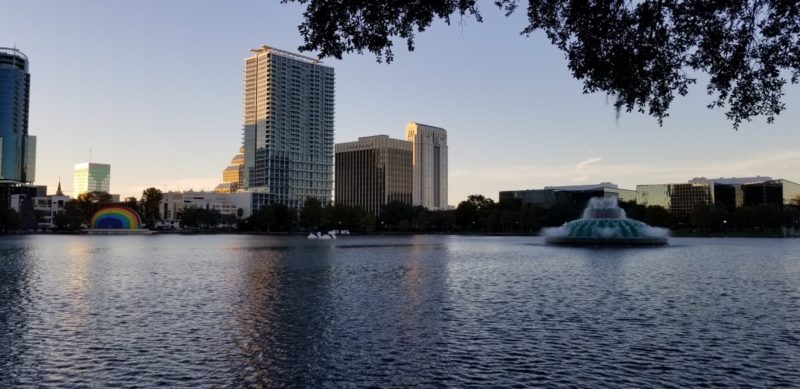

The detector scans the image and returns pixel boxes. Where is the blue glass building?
[0,47,35,183]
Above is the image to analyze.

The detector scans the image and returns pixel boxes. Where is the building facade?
[74,162,111,195]
[405,122,448,210]
[8,181,69,229]
[500,183,636,208]
[636,183,713,215]
[636,177,800,213]
[214,147,245,193]
[0,48,36,183]
[160,191,253,222]
[241,45,335,209]
[335,135,412,215]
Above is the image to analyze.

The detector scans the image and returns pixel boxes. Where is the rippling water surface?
[1,235,799,387]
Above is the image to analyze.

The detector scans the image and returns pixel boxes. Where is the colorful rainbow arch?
[90,206,142,229]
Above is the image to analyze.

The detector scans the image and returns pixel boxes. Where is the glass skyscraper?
[241,45,335,209]
[73,162,111,195]
[0,47,35,183]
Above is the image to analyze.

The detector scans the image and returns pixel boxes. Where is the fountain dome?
[545,197,668,246]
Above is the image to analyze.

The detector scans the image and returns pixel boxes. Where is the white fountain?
[544,197,669,246]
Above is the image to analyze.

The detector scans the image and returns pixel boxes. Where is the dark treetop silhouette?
[283,0,800,128]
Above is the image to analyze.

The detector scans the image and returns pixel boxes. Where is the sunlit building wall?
[640,177,800,213]
[73,162,111,195]
[405,122,448,210]
[241,45,335,209]
[636,183,713,214]
[214,147,245,193]
[335,135,412,215]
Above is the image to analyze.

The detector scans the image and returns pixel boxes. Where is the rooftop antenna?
[89,148,92,163]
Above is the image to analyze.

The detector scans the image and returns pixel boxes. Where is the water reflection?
[0,235,798,386]
[0,239,34,384]
[231,241,336,386]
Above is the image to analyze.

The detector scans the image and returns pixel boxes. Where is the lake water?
[1,235,799,387]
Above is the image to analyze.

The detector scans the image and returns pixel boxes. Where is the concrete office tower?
[74,162,111,195]
[0,48,36,183]
[406,122,448,210]
[242,45,335,209]
[335,135,412,215]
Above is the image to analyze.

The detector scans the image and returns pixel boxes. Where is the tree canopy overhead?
[283,0,800,128]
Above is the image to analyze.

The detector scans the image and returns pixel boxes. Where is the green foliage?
[177,206,222,229]
[285,0,800,128]
[454,194,495,230]
[53,200,84,231]
[75,191,113,225]
[123,196,140,215]
[140,187,164,227]
[320,201,371,232]
[243,204,297,233]
[300,197,323,229]
[20,197,38,231]
[381,201,414,228]
[236,194,799,235]
[0,207,22,232]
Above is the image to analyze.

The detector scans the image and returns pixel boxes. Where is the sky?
[2,0,799,204]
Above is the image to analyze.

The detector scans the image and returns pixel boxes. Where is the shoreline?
[2,231,798,238]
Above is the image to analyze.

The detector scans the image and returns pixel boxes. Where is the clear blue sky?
[2,0,799,203]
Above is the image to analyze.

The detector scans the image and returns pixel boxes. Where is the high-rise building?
[74,162,111,195]
[0,47,36,183]
[335,135,413,215]
[241,45,335,209]
[405,122,448,210]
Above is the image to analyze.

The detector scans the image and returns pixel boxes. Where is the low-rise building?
[500,182,636,208]
[8,180,70,229]
[160,191,253,221]
[636,176,800,213]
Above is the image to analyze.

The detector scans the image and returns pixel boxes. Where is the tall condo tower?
[335,135,413,215]
[74,162,111,195]
[0,47,36,183]
[406,122,448,210]
[242,45,335,209]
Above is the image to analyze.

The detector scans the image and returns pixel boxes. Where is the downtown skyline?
[2,0,799,202]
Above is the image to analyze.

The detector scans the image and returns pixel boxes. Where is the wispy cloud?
[575,157,603,171]
[449,150,800,203]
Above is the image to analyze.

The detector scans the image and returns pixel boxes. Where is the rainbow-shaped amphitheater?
[91,206,142,229]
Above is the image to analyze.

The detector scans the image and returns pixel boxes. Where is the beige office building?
[335,135,412,215]
[405,122,448,210]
